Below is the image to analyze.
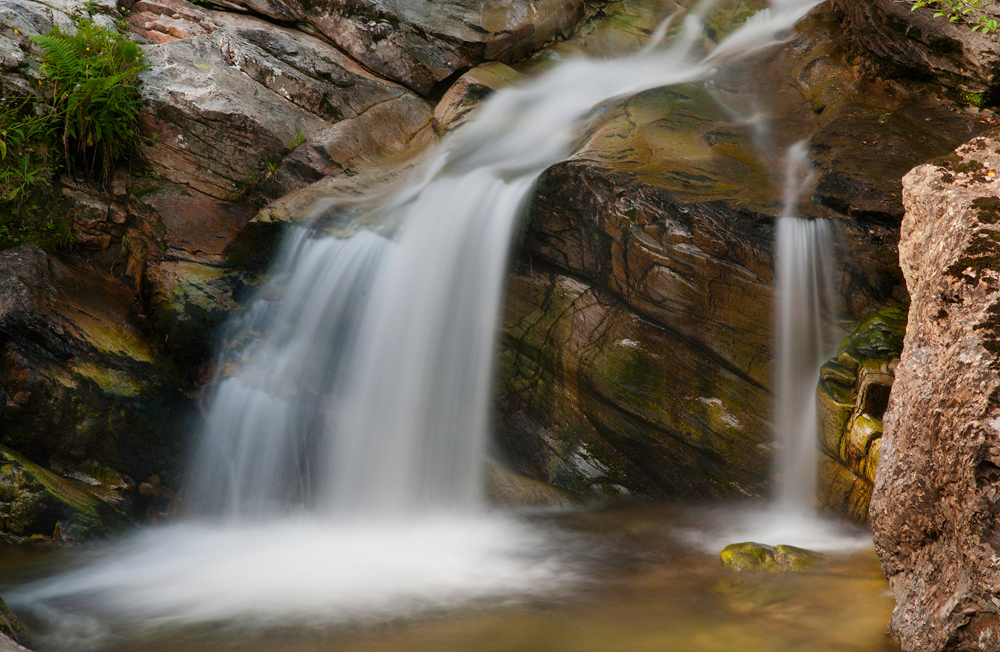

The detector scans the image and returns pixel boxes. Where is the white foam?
[10,515,576,647]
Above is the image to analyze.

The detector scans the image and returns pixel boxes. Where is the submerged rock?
[871,133,1000,651]
[817,304,907,523]
[721,542,823,572]
[484,462,579,508]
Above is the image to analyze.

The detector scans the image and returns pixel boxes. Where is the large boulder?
[871,133,1000,651]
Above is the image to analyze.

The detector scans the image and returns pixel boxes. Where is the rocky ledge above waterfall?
[871,132,1000,651]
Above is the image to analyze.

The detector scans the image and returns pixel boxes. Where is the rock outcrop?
[872,132,1000,651]
[496,2,978,502]
[817,304,906,523]
[833,0,1000,95]
[0,246,187,540]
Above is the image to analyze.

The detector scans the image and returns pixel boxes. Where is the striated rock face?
[832,0,1000,94]
[872,133,1000,650]
[496,2,976,503]
[0,246,187,539]
[209,0,602,95]
[817,304,906,524]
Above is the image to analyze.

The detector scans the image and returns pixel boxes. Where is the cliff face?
[872,134,1000,651]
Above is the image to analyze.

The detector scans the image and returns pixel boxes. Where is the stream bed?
[0,502,898,652]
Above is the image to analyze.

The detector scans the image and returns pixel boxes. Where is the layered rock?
[208,0,602,95]
[872,132,1000,651]
[817,304,906,523]
[497,2,976,502]
[832,0,1000,95]
[0,246,187,540]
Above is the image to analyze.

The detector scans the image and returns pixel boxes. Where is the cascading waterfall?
[773,142,837,516]
[186,0,815,520]
[5,1,848,648]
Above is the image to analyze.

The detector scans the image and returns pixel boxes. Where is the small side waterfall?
[773,143,837,515]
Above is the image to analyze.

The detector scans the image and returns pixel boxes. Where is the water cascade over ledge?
[2,1,880,648]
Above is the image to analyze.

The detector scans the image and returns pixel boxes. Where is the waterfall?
[184,7,734,520]
[6,1,838,645]
[773,143,837,515]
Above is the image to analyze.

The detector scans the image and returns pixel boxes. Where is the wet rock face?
[817,305,906,524]
[496,2,973,503]
[871,133,1000,651]
[0,246,187,540]
[832,0,1000,94]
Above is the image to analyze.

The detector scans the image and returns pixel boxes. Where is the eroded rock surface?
[833,0,1000,94]
[817,304,906,524]
[0,246,187,539]
[209,0,603,95]
[872,133,1000,650]
[497,2,971,502]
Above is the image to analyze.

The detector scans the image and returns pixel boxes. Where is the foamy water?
[8,515,577,651]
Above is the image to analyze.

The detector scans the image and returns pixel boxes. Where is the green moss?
[956,159,986,174]
[721,542,824,572]
[721,542,777,572]
[771,544,824,571]
[965,92,986,109]
[972,196,1000,224]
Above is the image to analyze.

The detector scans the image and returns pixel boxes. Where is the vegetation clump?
[911,0,1000,33]
[0,20,146,250]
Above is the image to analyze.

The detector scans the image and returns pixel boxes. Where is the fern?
[31,22,146,179]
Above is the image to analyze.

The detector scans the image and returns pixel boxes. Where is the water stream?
[0,1,880,649]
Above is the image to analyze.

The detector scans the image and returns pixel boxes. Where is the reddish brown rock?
[832,0,1000,94]
[872,133,1000,651]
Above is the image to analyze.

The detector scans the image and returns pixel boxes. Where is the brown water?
[0,503,898,652]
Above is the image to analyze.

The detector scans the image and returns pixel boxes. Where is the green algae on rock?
[817,303,907,524]
[0,246,189,540]
[721,542,824,572]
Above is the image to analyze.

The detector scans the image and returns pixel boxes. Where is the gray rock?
[214,0,601,95]
[872,134,1000,650]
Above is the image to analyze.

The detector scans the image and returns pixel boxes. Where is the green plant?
[31,21,147,180]
[287,128,306,151]
[976,15,1000,31]
[0,19,144,251]
[966,91,987,107]
[912,0,1000,33]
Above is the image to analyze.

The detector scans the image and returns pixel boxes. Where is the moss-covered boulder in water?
[0,246,190,540]
[817,304,907,524]
[721,542,823,572]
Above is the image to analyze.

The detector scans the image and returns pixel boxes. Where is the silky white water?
[4,1,855,648]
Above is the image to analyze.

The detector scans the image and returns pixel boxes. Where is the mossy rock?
[721,542,778,571]
[817,302,907,523]
[721,542,824,572]
[0,446,130,542]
